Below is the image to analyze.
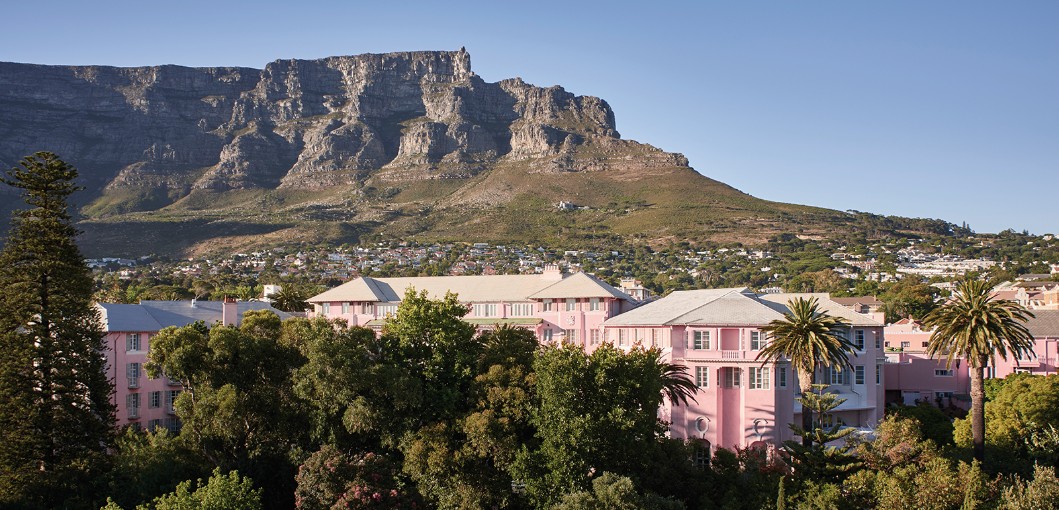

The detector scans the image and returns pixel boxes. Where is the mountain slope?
[0,50,892,257]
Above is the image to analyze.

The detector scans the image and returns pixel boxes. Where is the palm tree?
[756,297,853,446]
[922,278,1034,462]
[270,285,309,313]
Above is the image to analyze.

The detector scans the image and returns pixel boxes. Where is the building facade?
[883,310,1059,407]
[601,289,886,451]
[307,265,639,343]
[99,299,291,430]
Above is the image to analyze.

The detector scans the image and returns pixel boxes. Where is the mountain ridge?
[0,50,946,257]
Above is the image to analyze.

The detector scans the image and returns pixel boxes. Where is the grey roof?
[760,293,884,327]
[604,288,785,326]
[1026,310,1059,337]
[310,272,633,304]
[604,289,884,328]
[97,301,292,332]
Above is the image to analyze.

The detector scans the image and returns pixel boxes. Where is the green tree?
[515,344,693,507]
[0,152,115,508]
[922,278,1035,462]
[145,310,308,509]
[880,278,938,322]
[269,284,310,313]
[147,468,261,510]
[552,472,685,510]
[756,297,853,446]
[783,385,861,483]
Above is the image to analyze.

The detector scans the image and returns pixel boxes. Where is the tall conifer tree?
[0,152,115,508]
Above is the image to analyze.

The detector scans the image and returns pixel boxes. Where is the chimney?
[222,296,238,326]
[542,264,563,281]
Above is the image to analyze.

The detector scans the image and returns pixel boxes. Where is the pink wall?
[609,324,885,451]
[105,331,181,431]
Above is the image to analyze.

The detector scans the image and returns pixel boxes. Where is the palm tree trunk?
[800,368,815,447]
[970,365,985,462]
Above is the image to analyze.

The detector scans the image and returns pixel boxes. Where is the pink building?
[307,265,639,342]
[98,299,292,430]
[883,311,1059,407]
[601,289,886,451]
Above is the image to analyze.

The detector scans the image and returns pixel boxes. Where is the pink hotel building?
[884,311,1059,407]
[309,272,886,450]
[98,299,291,430]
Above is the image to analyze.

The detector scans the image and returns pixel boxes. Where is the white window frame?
[148,391,161,409]
[589,298,601,311]
[542,329,553,342]
[341,302,350,314]
[566,298,576,312]
[854,330,865,350]
[750,331,765,350]
[591,330,600,345]
[126,393,140,419]
[934,369,954,377]
[127,362,141,389]
[321,303,331,315]
[749,367,771,390]
[693,330,711,350]
[829,367,846,385]
[855,365,865,385]
[126,333,141,352]
[779,366,787,387]
[695,366,709,388]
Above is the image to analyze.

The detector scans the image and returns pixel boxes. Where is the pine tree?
[0,152,115,508]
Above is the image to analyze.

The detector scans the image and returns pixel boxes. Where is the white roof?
[759,293,883,327]
[604,288,784,326]
[309,272,634,304]
[603,289,883,327]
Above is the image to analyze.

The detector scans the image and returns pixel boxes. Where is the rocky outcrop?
[0,49,690,215]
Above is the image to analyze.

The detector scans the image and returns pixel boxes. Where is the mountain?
[0,50,935,257]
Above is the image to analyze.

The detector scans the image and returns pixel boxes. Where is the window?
[650,329,658,347]
[377,304,398,317]
[591,330,600,345]
[566,298,576,311]
[618,329,625,346]
[779,367,787,387]
[127,362,141,389]
[126,393,140,419]
[829,367,846,385]
[165,390,181,414]
[362,303,374,315]
[749,367,771,389]
[876,364,882,384]
[922,341,929,348]
[693,331,711,350]
[900,341,910,349]
[589,298,601,311]
[341,302,350,314]
[935,369,954,377]
[473,304,497,317]
[321,303,331,315]
[543,299,553,312]
[126,333,141,352]
[724,367,741,388]
[542,329,553,343]
[565,329,578,343]
[149,391,161,409]
[854,330,865,350]
[985,366,996,379]
[855,365,865,385]
[512,303,534,316]
[695,366,709,388]
[750,331,765,350]
[935,391,954,400]
[875,334,881,349]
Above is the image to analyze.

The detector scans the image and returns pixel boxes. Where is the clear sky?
[3,1,1056,234]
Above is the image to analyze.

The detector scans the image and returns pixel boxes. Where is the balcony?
[721,350,744,360]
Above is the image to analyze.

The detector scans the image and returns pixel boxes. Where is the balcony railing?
[721,350,743,360]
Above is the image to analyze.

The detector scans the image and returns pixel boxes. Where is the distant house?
[98,299,292,431]
[883,311,1059,408]
[601,289,885,452]
[831,296,886,324]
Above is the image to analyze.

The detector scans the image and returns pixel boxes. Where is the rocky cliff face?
[0,49,686,212]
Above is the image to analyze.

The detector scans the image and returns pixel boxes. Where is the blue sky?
[3,1,1056,234]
